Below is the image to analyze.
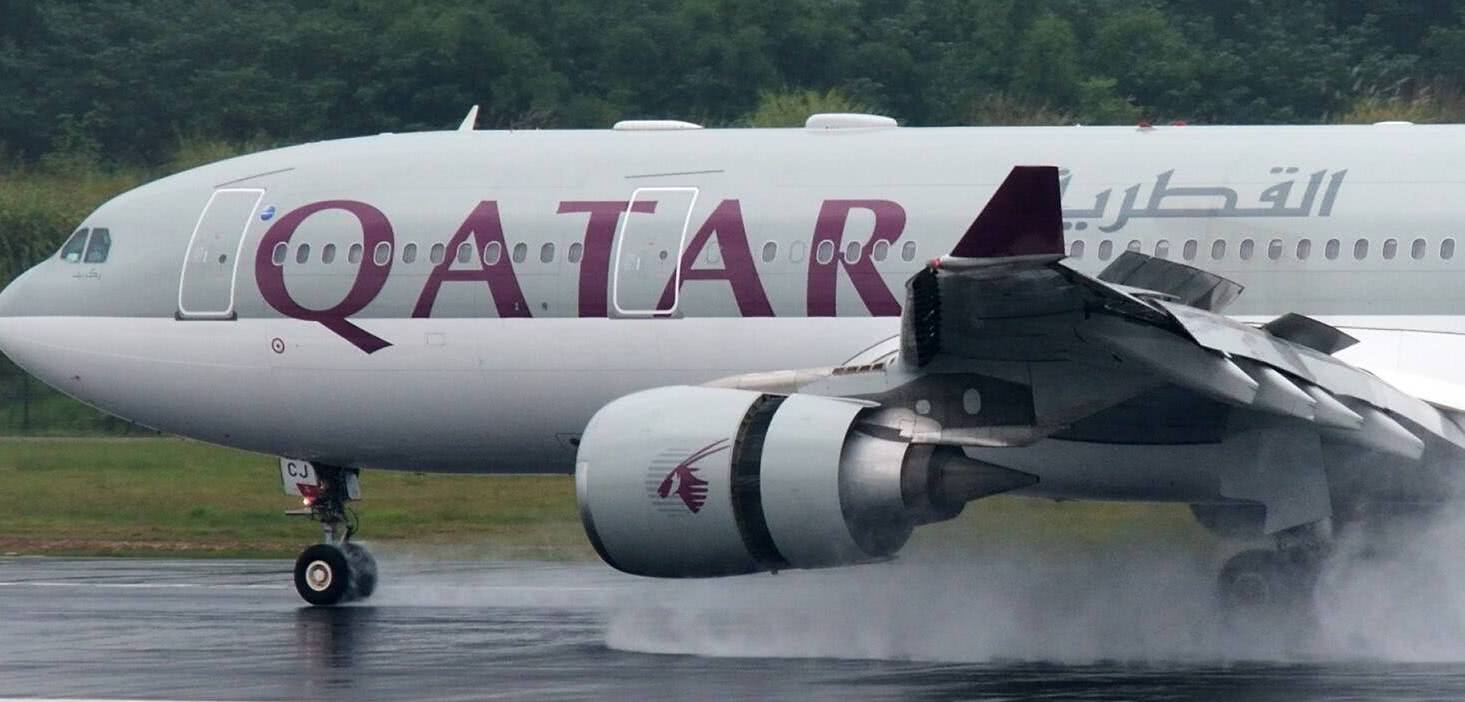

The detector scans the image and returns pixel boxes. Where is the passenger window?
[321,243,337,264]
[1098,240,1114,260]
[873,239,890,262]
[512,242,527,263]
[762,241,777,263]
[569,242,583,264]
[348,244,363,264]
[540,243,555,263]
[1239,239,1254,260]
[706,243,720,264]
[402,243,418,264]
[1182,239,1197,261]
[83,228,111,263]
[1069,240,1085,258]
[1444,238,1456,260]
[456,242,473,264]
[430,243,445,264]
[59,228,89,262]
[374,242,392,266]
[1325,239,1340,260]
[1211,240,1226,260]
[1354,239,1369,260]
[483,242,502,265]
[790,241,806,263]
[1154,239,1170,259]
[816,240,835,264]
[844,241,861,263]
[1267,239,1282,260]
[271,242,288,266]
[296,243,311,264]
[1383,238,1398,260]
[1297,240,1312,260]
[900,241,917,262]
[1412,238,1426,260]
[1126,240,1141,252]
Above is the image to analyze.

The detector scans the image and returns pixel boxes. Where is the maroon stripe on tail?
[950,166,1064,259]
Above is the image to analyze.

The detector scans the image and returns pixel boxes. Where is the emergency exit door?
[611,187,698,316]
[178,188,264,319]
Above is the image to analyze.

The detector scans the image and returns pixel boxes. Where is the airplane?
[2,113,1463,615]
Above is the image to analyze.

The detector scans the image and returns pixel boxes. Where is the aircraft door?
[178,188,264,319]
[612,187,698,316]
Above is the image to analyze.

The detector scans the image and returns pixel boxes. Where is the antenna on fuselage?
[457,105,480,132]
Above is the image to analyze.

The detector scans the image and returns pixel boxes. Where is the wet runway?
[4,556,1465,701]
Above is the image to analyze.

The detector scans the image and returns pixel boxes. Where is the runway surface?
[4,556,1465,701]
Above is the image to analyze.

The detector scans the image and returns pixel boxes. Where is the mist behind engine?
[604,497,1465,663]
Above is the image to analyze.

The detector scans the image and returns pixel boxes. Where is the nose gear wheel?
[288,464,378,606]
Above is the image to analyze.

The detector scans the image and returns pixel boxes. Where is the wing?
[714,166,1465,534]
[898,166,1465,454]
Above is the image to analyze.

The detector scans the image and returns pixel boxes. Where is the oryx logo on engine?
[650,439,729,514]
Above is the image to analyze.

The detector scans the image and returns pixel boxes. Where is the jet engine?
[575,386,1036,578]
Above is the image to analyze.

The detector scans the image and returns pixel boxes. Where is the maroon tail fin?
[949,166,1064,259]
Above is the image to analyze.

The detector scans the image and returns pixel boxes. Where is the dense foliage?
[5,0,1465,165]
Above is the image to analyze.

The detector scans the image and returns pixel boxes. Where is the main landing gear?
[287,463,377,606]
[1215,521,1330,626]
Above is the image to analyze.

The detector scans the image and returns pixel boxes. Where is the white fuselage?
[1,123,1463,486]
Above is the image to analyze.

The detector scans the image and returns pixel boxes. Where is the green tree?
[5,0,1465,156]
[1011,16,1082,108]
[1090,8,1193,120]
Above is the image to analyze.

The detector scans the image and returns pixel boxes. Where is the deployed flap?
[1262,313,1359,355]
[1076,315,1258,406]
[1324,404,1426,460]
[949,166,1064,259]
[1097,251,1244,311]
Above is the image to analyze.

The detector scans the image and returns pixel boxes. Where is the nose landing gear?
[286,462,377,606]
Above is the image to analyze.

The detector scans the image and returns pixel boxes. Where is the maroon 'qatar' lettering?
[255,200,394,353]
[558,200,657,318]
[412,201,531,319]
[807,200,905,317]
[655,199,774,317]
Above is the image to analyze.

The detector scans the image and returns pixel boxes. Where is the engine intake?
[575,386,1035,578]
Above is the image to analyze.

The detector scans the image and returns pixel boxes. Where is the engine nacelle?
[575,386,1034,577]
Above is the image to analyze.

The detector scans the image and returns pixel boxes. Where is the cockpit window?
[83,228,111,263]
[59,228,89,262]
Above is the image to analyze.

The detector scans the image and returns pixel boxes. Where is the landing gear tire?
[1217,548,1318,640]
[294,542,377,606]
[295,543,353,606]
[342,542,378,600]
[292,543,378,606]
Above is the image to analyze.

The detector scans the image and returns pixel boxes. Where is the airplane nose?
[0,274,21,317]
[0,270,32,356]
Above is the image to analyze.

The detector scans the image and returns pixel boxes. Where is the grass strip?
[0,437,1221,559]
